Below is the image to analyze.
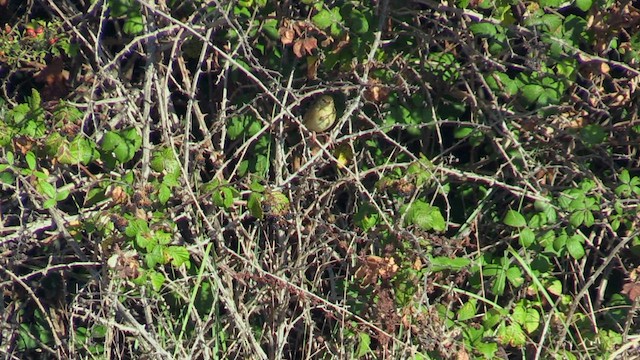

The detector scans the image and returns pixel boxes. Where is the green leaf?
[520,84,543,105]
[150,147,179,173]
[0,171,15,185]
[427,52,460,82]
[483,308,504,329]
[619,169,631,183]
[121,128,142,149]
[155,231,172,246]
[497,323,526,347]
[538,0,562,6]
[149,271,165,291]
[469,22,497,37]
[580,124,607,145]
[569,210,585,228]
[485,72,518,96]
[145,246,165,268]
[475,341,499,359]
[213,187,235,209]
[6,151,14,165]
[457,299,477,321]
[109,0,133,17]
[26,151,36,170]
[158,183,171,205]
[504,210,527,228]
[38,180,56,199]
[519,228,535,248]
[123,14,144,35]
[506,266,524,287]
[430,256,470,272]
[56,188,70,201]
[512,302,539,333]
[355,203,380,231]
[312,8,342,31]
[566,234,585,259]
[136,233,154,252]
[43,198,57,209]
[576,0,593,11]
[405,201,446,231]
[523,308,540,333]
[27,89,42,111]
[355,332,372,357]
[263,18,280,40]
[57,137,98,165]
[453,127,473,139]
[125,218,149,237]
[101,129,141,163]
[547,279,563,296]
[165,246,190,267]
[492,268,506,295]
[348,9,369,34]
[248,192,263,219]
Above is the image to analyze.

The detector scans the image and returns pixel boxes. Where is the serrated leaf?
[498,323,526,347]
[520,84,543,105]
[126,218,149,237]
[57,137,97,165]
[504,210,527,228]
[355,332,372,357]
[149,271,165,291]
[523,308,540,333]
[506,266,524,287]
[158,183,171,204]
[406,201,446,231]
[312,8,342,30]
[150,147,179,173]
[348,9,369,34]
[519,228,535,248]
[155,231,172,246]
[145,246,165,268]
[123,14,144,35]
[569,211,585,227]
[248,192,263,219]
[566,234,585,259]
[457,299,477,321]
[165,246,190,267]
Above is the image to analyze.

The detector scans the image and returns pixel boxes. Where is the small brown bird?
[303,95,337,133]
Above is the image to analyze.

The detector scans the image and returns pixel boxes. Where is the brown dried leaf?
[293,39,304,58]
[306,55,320,80]
[13,136,35,155]
[622,281,640,302]
[364,82,391,103]
[332,33,349,53]
[302,37,317,54]
[355,255,399,286]
[279,28,295,45]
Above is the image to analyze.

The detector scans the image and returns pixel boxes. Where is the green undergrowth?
[1,0,639,359]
